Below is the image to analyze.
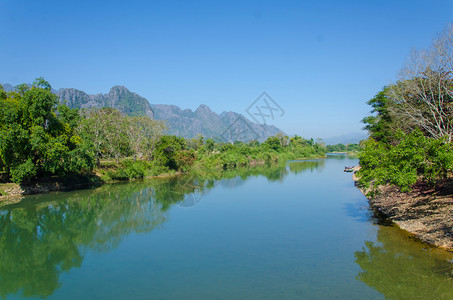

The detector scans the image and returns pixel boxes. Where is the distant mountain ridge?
[152,103,283,141]
[322,132,368,145]
[1,82,284,141]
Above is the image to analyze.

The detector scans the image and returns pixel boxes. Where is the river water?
[1,154,452,299]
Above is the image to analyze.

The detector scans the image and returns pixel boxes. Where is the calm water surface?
[1,154,453,299]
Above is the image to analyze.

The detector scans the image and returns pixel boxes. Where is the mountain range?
[322,132,368,145]
[1,83,284,142]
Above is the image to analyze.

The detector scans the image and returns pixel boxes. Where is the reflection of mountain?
[354,225,453,299]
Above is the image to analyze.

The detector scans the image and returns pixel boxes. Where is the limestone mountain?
[1,83,285,141]
[58,86,154,118]
[152,104,284,141]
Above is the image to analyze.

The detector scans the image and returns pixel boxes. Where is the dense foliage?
[326,143,359,153]
[0,79,94,183]
[358,131,453,192]
[0,80,327,184]
[358,25,453,193]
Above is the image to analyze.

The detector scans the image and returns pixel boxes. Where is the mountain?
[322,132,368,145]
[152,104,284,141]
[1,83,58,94]
[1,82,284,141]
[1,83,14,92]
[58,86,154,118]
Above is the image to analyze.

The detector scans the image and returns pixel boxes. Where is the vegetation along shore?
[0,79,358,200]
[355,25,453,251]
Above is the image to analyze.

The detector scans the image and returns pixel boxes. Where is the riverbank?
[0,175,101,203]
[353,168,453,251]
[0,154,325,203]
[0,171,184,203]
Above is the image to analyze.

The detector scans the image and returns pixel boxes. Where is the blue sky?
[1,0,452,139]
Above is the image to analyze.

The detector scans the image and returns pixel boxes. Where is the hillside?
[58,86,154,118]
[152,104,284,141]
[1,83,284,141]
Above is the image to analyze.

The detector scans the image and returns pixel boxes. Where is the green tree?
[362,87,397,143]
[153,135,187,170]
[263,136,282,151]
[204,138,215,152]
[0,79,94,183]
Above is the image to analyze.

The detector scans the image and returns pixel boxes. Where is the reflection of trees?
[326,153,357,160]
[0,179,205,299]
[200,163,291,189]
[151,175,207,210]
[354,225,453,299]
[0,158,331,298]
[194,160,328,190]
[288,160,325,174]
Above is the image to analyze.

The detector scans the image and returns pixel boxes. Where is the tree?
[362,88,396,143]
[263,136,282,151]
[125,116,166,160]
[153,136,187,170]
[204,138,215,152]
[385,25,453,142]
[0,79,94,182]
[78,108,130,163]
[78,109,166,163]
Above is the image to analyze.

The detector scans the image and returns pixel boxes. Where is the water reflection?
[7,157,446,299]
[355,225,453,299]
[0,183,171,298]
[289,159,325,174]
[326,152,357,160]
[0,162,314,298]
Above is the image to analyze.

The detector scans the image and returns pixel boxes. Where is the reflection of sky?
[3,155,452,299]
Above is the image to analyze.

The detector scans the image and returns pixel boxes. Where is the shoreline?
[353,167,453,251]
[0,154,328,202]
[0,171,183,203]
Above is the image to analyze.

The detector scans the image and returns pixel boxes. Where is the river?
[1,154,452,299]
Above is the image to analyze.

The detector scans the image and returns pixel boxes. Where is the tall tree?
[0,79,94,183]
[387,25,453,142]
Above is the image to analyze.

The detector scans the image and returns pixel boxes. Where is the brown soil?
[354,167,453,251]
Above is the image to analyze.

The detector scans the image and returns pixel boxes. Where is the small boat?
[344,166,354,172]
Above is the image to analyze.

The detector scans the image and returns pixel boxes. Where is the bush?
[357,131,453,192]
[107,160,147,180]
[10,159,37,183]
[175,150,196,172]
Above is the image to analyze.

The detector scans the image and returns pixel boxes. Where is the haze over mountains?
[2,83,284,142]
[322,132,368,145]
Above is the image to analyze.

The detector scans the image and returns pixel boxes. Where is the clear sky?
[1,0,452,139]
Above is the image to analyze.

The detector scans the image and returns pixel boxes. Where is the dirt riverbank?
[0,176,102,204]
[353,167,453,251]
